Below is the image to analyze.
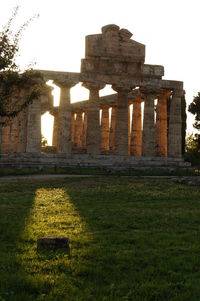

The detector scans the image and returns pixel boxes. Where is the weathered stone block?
[85,24,145,63]
[37,237,69,250]
[142,64,164,79]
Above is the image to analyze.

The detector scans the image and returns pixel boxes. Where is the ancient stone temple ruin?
[0,25,189,170]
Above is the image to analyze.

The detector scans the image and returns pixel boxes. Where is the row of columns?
[68,84,182,158]
[0,89,41,155]
[0,82,183,159]
[71,83,182,158]
[71,110,87,149]
[69,84,143,156]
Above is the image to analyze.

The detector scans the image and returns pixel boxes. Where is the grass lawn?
[0,176,200,301]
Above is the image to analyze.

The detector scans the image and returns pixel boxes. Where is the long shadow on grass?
[0,180,37,301]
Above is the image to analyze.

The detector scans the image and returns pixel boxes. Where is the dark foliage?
[181,92,187,154]
[0,6,47,126]
[188,91,200,131]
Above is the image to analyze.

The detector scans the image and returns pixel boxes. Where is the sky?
[1,0,200,137]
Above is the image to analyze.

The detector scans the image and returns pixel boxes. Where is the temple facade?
[0,25,188,169]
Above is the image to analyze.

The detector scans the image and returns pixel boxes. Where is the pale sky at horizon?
[1,0,200,136]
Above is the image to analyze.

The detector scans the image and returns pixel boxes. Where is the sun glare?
[100,85,115,97]
[42,82,91,145]
[71,83,89,103]
[41,112,54,145]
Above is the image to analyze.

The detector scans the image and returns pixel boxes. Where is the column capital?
[82,82,105,91]
[157,89,172,99]
[112,85,134,94]
[74,109,83,114]
[140,85,160,96]
[49,107,58,117]
[53,80,78,89]
[100,104,110,110]
[172,88,183,98]
[128,89,141,104]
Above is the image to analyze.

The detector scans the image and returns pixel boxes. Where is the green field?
[0,176,200,301]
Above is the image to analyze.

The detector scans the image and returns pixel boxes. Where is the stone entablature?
[0,24,185,168]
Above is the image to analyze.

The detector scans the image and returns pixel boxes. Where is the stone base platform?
[0,153,191,172]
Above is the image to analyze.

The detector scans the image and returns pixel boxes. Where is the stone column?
[71,112,75,146]
[109,106,116,152]
[8,89,20,154]
[0,122,1,153]
[74,111,83,149]
[82,111,87,149]
[0,122,10,154]
[52,111,58,146]
[26,97,41,154]
[17,111,27,153]
[112,86,132,156]
[101,106,110,152]
[83,83,104,155]
[156,91,169,157]
[168,88,183,158]
[128,105,131,155]
[142,89,156,157]
[0,123,2,154]
[131,96,142,156]
[17,89,28,153]
[9,117,18,153]
[55,81,77,154]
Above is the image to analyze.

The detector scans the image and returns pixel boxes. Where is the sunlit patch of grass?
[23,188,88,238]
[15,188,93,301]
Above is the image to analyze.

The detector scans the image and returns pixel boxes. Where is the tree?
[181,92,187,154]
[188,92,200,131]
[0,6,48,126]
[188,91,200,152]
[184,133,200,165]
[185,92,200,165]
[185,133,199,151]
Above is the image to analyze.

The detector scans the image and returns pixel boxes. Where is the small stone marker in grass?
[37,237,69,250]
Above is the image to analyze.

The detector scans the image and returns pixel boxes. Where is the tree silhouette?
[0,6,48,126]
[188,92,200,131]
[181,92,187,154]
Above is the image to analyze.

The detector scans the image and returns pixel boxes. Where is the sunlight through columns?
[47,80,60,106]
[70,83,89,103]
[41,112,54,145]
